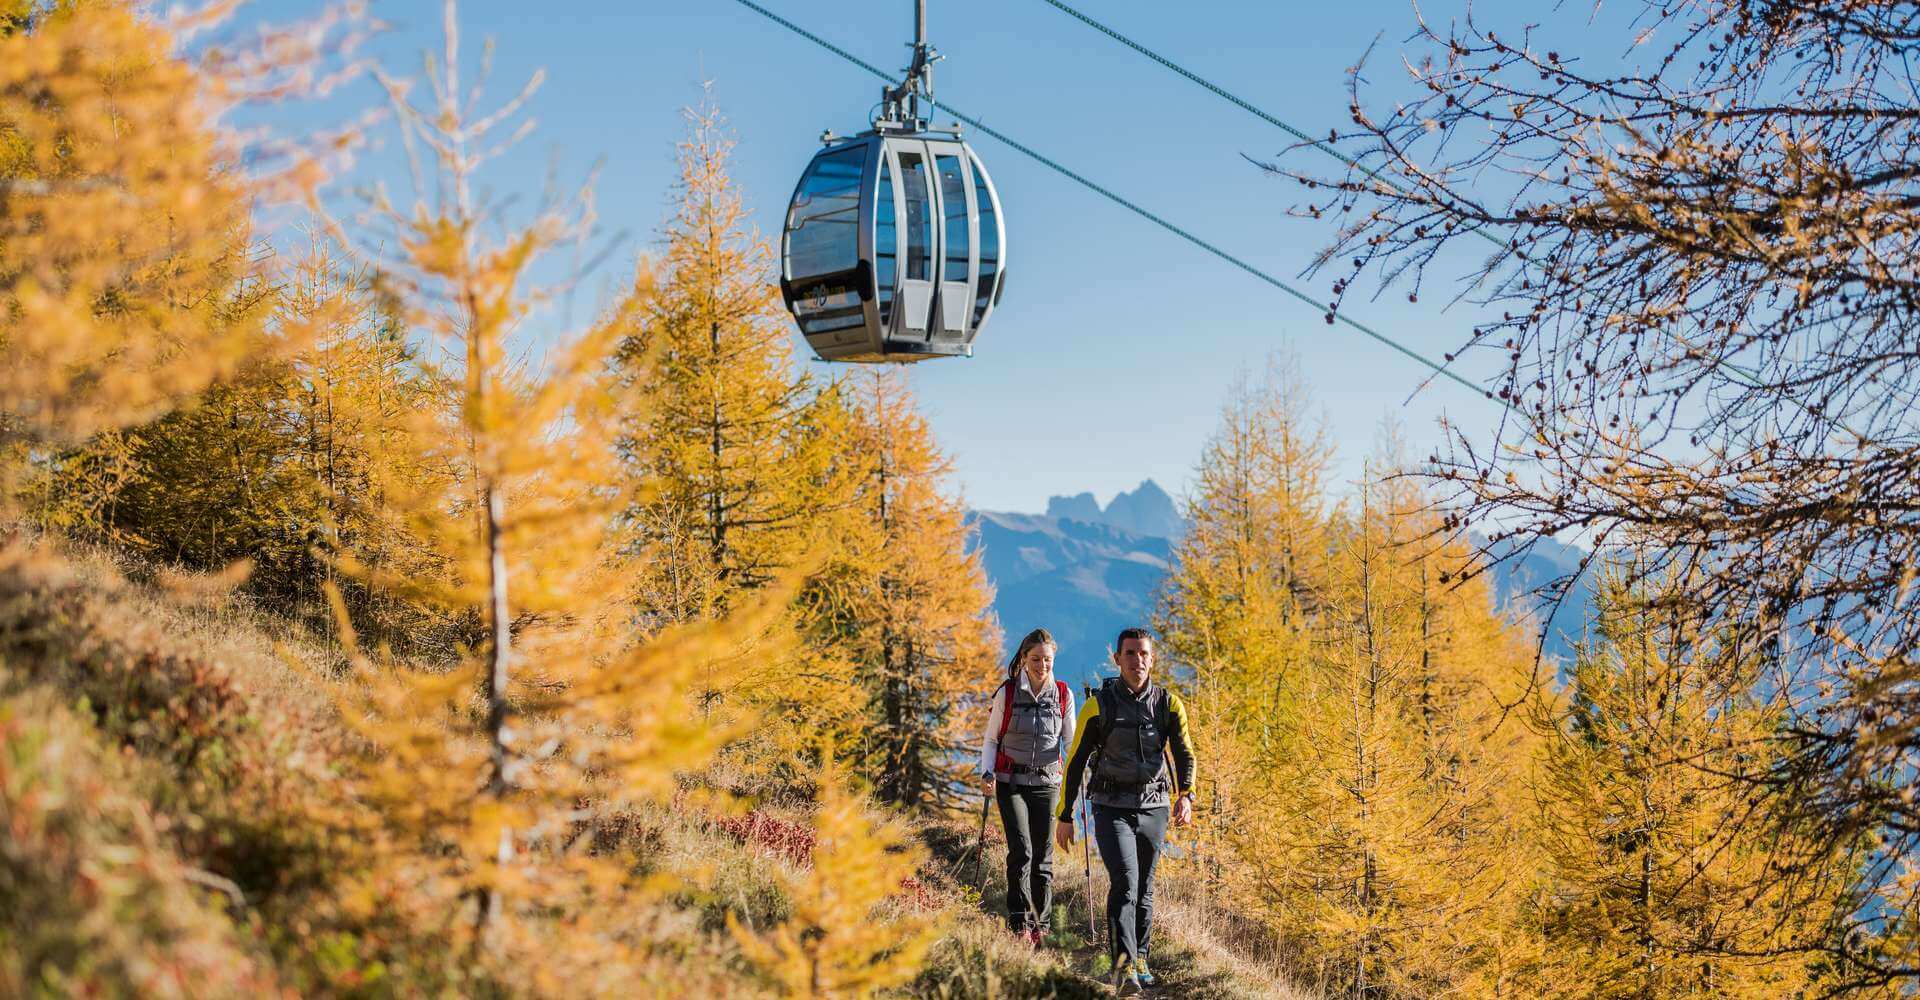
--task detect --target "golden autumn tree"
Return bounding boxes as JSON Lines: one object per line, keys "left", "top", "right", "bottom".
{"left": 1156, "top": 354, "right": 1333, "bottom": 885}
{"left": 1166, "top": 415, "right": 1549, "bottom": 996}
{"left": 609, "top": 98, "right": 873, "bottom": 776}
{"left": 1301, "top": 3, "right": 1920, "bottom": 984}
{"left": 1534, "top": 576, "right": 1854, "bottom": 998}
{"left": 29, "top": 242, "right": 453, "bottom": 645}
{"left": 267, "top": 244, "right": 453, "bottom": 645}
{"left": 730, "top": 756, "right": 943, "bottom": 998}
{"left": 805, "top": 370, "right": 999, "bottom": 807}
{"left": 1268, "top": 458, "right": 1541, "bottom": 998}
{"left": 614, "top": 97, "right": 854, "bottom": 629}
{"left": 319, "top": 16, "right": 784, "bottom": 976}
{"left": 0, "top": 0, "right": 271, "bottom": 456}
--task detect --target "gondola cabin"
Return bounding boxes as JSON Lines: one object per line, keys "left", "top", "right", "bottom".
{"left": 780, "top": 130, "right": 1006, "bottom": 362}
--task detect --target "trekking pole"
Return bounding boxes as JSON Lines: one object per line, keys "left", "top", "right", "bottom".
{"left": 973, "top": 789, "right": 993, "bottom": 894}
{"left": 1082, "top": 682, "right": 1099, "bottom": 948}
{"left": 1082, "top": 793, "right": 1095, "bottom": 944}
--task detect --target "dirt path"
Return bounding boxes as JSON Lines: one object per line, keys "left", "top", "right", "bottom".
{"left": 919, "top": 812, "right": 1285, "bottom": 999}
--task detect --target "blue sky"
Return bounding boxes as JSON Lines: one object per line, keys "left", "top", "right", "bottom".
{"left": 240, "top": 0, "right": 1563, "bottom": 513}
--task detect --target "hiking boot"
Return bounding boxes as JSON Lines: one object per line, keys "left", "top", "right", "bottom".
{"left": 1134, "top": 960, "right": 1156, "bottom": 988}
{"left": 1112, "top": 955, "right": 1141, "bottom": 996}
{"left": 1024, "top": 927, "right": 1044, "bottom": 949}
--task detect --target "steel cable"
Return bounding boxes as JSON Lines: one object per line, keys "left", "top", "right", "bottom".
{"left": 729, "top": 0, "right": 1496, "bottom": 402}
{"left": 1032, "top": 0, "right": 1835, "bottom": 416}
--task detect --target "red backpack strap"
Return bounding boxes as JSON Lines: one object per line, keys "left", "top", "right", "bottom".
{"left": 1056, "top": 680, "right": 1069, "bottom": 723}
{"left": 995, "top": 679, "right": 1016, "bottom": 741}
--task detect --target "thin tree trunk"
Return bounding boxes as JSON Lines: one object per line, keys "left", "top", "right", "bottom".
{"left": 1419, "top": 563, "right": 1435, "bottom": 757}
{"left": 479, "top": 477, "right": 513, "bottom": 935}
{"left": 708, "top": 320, "right": 726, "bottom": 583}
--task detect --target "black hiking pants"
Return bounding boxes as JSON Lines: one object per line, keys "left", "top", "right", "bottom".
{"left": 995, "top": 781, "right": 1059, "bottom": 932}
{"left": 1091, "top": 803, "right": 1168, "bottom": 965}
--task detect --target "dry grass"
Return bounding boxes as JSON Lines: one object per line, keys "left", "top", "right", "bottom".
{"left": 0, "top": 533, "right": 1311, "bottom": 997}
{"left": 908, "top": 811, "right": 1319, "bottom": 1000}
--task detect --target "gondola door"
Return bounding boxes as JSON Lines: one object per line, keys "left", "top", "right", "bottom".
{"left": 884, "top": 140, "right": 938, "bottom": 343}
{"left": 928, "top": 142, "right": 975, "bottom": 343}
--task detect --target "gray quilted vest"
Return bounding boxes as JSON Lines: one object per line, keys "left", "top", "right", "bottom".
{"left": 1088, "top": 677, "right": 1173, "bottom": 810}
{"left": 994, "top": 677, "right": 1067, "bottom": 787}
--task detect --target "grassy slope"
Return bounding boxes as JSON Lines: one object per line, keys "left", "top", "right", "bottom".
{"left": 0, "top": 536, "right": 1308, "bottom": 998}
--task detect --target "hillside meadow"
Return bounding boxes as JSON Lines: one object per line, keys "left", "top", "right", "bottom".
{"left": 6, "top": 0, "right": 1920, "bottom": 997}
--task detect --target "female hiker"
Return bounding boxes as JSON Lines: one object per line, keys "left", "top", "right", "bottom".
{"left": 978, "top": 627, "right": 1074, "bottom": 947}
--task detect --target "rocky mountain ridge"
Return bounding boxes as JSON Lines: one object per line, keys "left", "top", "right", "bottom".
{"left": 972, "top": 481, "right": 1596, "bottom": 688}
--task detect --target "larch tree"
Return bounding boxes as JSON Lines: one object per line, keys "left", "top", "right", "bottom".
{"left": 614, "top": 98, "right": 854, "bottom": 630}
{"left": 0, "top": 0, "right": 270, "bottom": 458}
{"left": 1237, "top": 442, "right": 1542, "bottom": 998}
{"left": 730, "top": 756, "right": 943, "bottom": 998}
{"left": 320, "top": 15, "right": 780, "bottom": 968}
{"left": 271, "top": 245, "right": 455, "bottom": 647}
{"left": 1535, "top": 577, "right": 1857, "bottom": 998}
{"left": 1160, "top": 377, "right": 1548, "bottom": 995}
{"left": 1156, "top": 354, "right": 1332, "bottom": 896}
{"left": 0, "top": 0, "right": 361, "bottom": 464}
{"left": 1295, "top": 2, "right": 1920, "bottom": 982}
{"left": 811, "top": 370, "right": 998, "bottom": 808}
{"left": 610, "top": 98, "right": 883, "bottom": 782}
{"left": 26, "top": 242, "right": 453, "bottom": 649}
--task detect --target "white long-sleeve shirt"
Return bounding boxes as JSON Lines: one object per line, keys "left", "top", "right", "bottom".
{"left": 976, "top": 672, "right": 1074, "bottom": 777}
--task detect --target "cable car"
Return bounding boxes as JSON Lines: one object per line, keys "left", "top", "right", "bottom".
{"left": 779, "top": 4, "right": 1006, "bottom": 362}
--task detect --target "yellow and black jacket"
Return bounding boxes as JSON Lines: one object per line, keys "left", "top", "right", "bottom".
{"left": 1057, "top": 676, "right": 1196, "bottom": 818}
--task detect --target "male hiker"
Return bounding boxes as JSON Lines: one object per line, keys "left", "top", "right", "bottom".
{"left": 1055, "top": 627, "right": 1196, "bottom": 995}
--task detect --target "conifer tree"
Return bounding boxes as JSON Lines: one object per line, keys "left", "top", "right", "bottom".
{"left": 27, "top": 244, "right": 450, "bottom": 647}
{"left": 322, "top": 16, "right": 774, "bottom": 956}
{"left": 1534, "top": 577, "right": 1851, "bottom": 997}
{"left": 730, "top": 757, "right": 943, "bottom": 998}
{"left": 810, "top": 371, "right": 998, "bottom": 807}
{"left": 614, "top": 98, "right": 854, "bottom": 628}
{"left": 1169, "top": 416, "right": 1546, "bottom": 996}
{"left": 0, "top": 0, "right": 272, "bottom": 453}
{"left": 272, "top": 247, "right": 451, "bottom": 644}
{"left": 1157, "top": 355, "right": 1332, "bottom": 885}
{"left": 610, "top": 99, "right": 881, "bottom": 776}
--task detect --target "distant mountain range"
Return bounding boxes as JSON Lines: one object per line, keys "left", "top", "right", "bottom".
{"left": 969, "top": 480, "right": 1597, "bottom": 688}
{"left": 970, "top": 481, "right": 1182, "bottom": 687}
{"left": 1042, "top": 480, "right": 1186, "bottom": 542}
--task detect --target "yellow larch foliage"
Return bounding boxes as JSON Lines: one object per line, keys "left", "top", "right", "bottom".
{"left": 1259, "top": 450, "right": 1545, "bottom": 997}
{"left": 1163, "top": 393, "right": 1550, "bottom": 995}
{"left": 611, "top": 97, "right": 874, "bottom": 771}
{"left": 730, "top": 757, "right": 943, "bottom": 998}
{"left": 0, "top": 0, "right": 270, "bottom": 449}
{"left": 810, "top": 370, "right": 999, "bottom": 808}
{"left": 1534, "top": 576, "right": 1850, "bottom": 998}
{"left": 1156, "top": 355, "right": 1333, "bottom": 890}
{"left": 25, "top": 242, "right": 449, "bottom": 649}
{"left": 319, "top": 13, "right": 786, "bottom": 976}
{"left": 615, "top": 97, "right": 854, "bottom": 624}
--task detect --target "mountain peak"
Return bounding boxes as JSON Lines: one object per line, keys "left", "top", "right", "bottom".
{"left": 1040, "top": 480, "right": 1183, "bottom": 540}
{"left": 1101, "top": 480, "right": 1183, "bottom": 540}
{"left": 1045, "top": 491, "right": 1103, "bottom": 524}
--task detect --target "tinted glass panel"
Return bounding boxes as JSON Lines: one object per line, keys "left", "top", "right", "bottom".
{"left": 898, "top": 151, "right": 933, "bottom": 282}
{"left": 937, "top": 154, "right": 970, "bottom": 282}
{"left": 875, "top": 159, "right": 897, "bottom": 328}
{"left": 971, "top": 153, "right": 1000, "bottom": 326}
{"left": 785, "top": 146, "right": 864, "bottom": 279}
{"left": 793, "top": 276, "right": 866, "bottom": 335}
